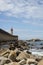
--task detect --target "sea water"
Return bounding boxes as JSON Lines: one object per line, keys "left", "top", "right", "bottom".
{"left": 27, "top": 41, "right": 43, "bottom": 56}
{"left": 29, "top": 49, "right": 43, "bottom": 56}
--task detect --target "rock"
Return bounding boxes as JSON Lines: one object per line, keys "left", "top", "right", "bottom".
{"left": 4, "top": 62, "right": 20, "bottom": 65}
{"left": 26, "top": 58, "right": 37, "bottom": 65}
{"left": 14, "top": 48, "right": 21, "bottom": 56}
{"left": 9, "top": 43, "right": 15, "bottom": 50}
{"left": 8, "top": 50, "right": 17, "bottom": 62}
{"left": 3, "top": 53, "right": 9, "bottom": 58}
{"left": 35, "top": 58, "right": 41, "bottom": 62}
{"left": 24, "top": 50, "right": 31, "bottom": 54}
{"left": 0, "top": 56, "right": 11, "bottom": 65}
{"left": 19, "top": 59, "right": 26, "bottom": 65}
{"left": 34, "top": 56, "right": 42, "bottom": 62}
{"left": 38, "top": 59, "right": 43, "bottom": 65}
{"left": 1, "top": 49, "right": 10, "bottom": 57}
{"left": 16, "top": 51, "right": 30, "bottom": 60}
{"left": 0, "top": 49, "right": 7, "bottom": 55}
{"left": 14, "top": 48, "right": 19, "bottom": 52}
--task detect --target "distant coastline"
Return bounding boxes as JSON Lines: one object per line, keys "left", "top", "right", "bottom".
{"left": 26, "top": 39, "right": 42, "bottom": 42}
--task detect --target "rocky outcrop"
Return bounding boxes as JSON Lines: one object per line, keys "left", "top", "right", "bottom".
{"left": 0, "top": 41, "right": 43, "bottom": 65}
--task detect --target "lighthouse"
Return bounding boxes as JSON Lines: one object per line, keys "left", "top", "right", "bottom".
{"left": 11, "top": 28, "right": 13, "bottom": 35}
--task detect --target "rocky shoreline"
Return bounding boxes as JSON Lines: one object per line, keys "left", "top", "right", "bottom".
{"left": 0, "top": 41, "right": 43, "bottom": 65}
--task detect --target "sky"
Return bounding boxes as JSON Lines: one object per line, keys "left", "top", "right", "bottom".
{"left": 0, "top": 0, "right": 43, "bottom": 40}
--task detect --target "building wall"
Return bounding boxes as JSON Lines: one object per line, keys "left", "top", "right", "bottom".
{"left": 0, "top": 30, "right": 18, "bottom": 42}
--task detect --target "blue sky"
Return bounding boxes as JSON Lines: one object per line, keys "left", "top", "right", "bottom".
{"left": 0, "top": 0, "right": 43, "bottom": 40}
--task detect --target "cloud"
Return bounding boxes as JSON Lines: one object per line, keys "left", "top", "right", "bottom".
{"left": 23, "top": 20, "right": 43, "bottom": 26}
{"left": 0, "top": 0, "right": 13, "bottom": 11}
{"left": 38, "top": 0, "right": 43, "bottom": 5}
{"left": 0, "top": 0, "right": 43, "bottom": 19}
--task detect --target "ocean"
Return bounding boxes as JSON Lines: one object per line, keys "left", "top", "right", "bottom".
{"left": 27, "top": 41, "right": 43, "bottom": 56}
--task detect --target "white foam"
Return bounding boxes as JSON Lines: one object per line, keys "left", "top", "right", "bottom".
{"left": 29, "top": 49, "right": 43, "bottom": 56}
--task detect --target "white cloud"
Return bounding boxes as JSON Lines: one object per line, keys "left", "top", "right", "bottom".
{"left": 0, "top": 0, "right": 43, "bottom": 19}
{"left": 0, "top": 0, "right": 14, "bottom": 11}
